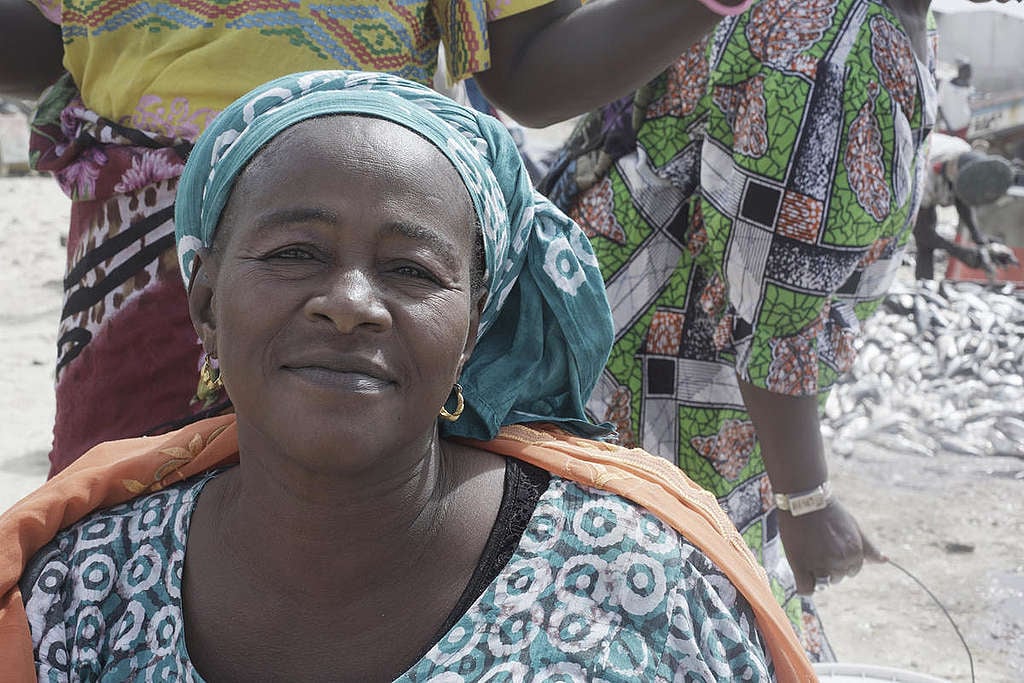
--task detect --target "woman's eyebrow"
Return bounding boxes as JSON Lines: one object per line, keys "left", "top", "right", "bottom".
{"left": 386, "top": 222, "right": 461, "bottom": 272}
{"left": 247, "top": 210, "right": 462, "bottom": 271}
{"left": 252, "top": 206, "right": 340, "bottom": 233}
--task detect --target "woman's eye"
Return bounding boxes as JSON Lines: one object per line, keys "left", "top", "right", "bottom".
{"left": 393, "top": 263, "right": 439, "bottom": 282}
{"left": 267, "top": 247, "right": 314, "bottom": 260}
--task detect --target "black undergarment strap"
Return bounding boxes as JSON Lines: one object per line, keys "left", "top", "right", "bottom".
{"left": 424, "top": 457, "right": 550, "bottom": 651}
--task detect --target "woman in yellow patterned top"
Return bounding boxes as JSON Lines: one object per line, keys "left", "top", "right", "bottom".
{"left": 0, "top": 0, "right": 751, "bottom": 475}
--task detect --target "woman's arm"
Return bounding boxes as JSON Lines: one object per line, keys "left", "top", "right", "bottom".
{"left": 737, "top": 379, "right": 884, "bottom": 595}
{"left": 476, "top": 0, "right": 739, "bottom": 127}
{"left": 0, "top": 0, "right": 64, "bottom": 98}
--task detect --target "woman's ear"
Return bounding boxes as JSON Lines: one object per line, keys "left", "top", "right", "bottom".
{"left": 187, "top": 249, "right": 219, "bottom": 356}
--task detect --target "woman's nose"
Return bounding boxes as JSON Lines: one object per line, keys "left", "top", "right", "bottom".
{"left": 303, "top": 268, "right": 391, "bottom": 333}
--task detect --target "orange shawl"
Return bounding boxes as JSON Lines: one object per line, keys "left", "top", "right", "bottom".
{"left": 0, "top": 416, "right": 814, "bottom": 681}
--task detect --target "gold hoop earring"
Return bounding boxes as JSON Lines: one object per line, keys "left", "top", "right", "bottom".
{"left": 194, "top": 355, "right": 224, "bottom": 407}
{"left": 439, "top": 383, "right": 464, "bottom": 422}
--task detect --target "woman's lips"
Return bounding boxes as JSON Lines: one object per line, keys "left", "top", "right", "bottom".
{"left": 282, "top": 354, "right": 396, "bottom": 391}
{"left": 284, "top": 365, "right": 395, "bottom": 392}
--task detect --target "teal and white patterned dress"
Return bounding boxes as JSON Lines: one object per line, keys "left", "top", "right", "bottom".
{"left": 22, "top": 467, "right": 774, "bottom": 681}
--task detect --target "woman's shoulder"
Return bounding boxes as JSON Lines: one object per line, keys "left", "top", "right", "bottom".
{"left": 487, "top": 424, "right": 737, "bottom": 565}
{"left": 545, "top": 475, "right": 737, "bottom": 578}
{"left": 19, "top": 471, "right": 218, "bottom": 677}
{"left": 23, "top": 472, "right": 211, "bottom": 580}
{"left": 460, "top": 475, "right": 773, "bottom": 677}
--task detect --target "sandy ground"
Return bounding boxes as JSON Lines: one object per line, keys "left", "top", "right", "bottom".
{"left": 1, "top": 169, "right": 1022, "bottom": 681}
{"left": 0, "top": 177, "right": 65, "bottom": 505}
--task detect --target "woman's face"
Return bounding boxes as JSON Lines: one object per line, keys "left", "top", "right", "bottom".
{"left": 190, "top": 116, "right": 483, "bottom": 469}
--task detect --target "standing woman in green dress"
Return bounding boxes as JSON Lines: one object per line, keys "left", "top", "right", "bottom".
{"left": 542, "top": 0, "right": 946, "bottom": 657}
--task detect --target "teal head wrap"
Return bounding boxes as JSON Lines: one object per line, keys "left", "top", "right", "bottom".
{"left": 175, "top": 70, "right": 613, "bottom": 440}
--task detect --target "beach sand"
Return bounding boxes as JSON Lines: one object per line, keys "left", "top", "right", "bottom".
{"left": 1, "top": 173, "right": 1021, "bottom": 682}
{"left": 0, "top": 176, "right": 65, "bottom": 506}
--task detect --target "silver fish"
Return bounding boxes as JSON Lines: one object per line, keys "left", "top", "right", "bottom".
{"left": 825, "top": 278, "right": 1024, "bottom": 461}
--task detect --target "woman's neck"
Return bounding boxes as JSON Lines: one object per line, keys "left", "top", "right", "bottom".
{"left": 209, "top": 426, "right": 456, "bottom": 596}
{"left": 183, "top": 430, "right": 508, "bottom": 681}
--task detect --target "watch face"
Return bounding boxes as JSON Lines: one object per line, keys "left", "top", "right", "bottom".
{"left": 789, "top": 492, "right": 827, "bottom": 516}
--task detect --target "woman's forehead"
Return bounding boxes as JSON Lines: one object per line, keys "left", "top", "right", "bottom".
{"left": 254, "top": 115, "right": 449, "bottom": 166}
{"left": 238, "top": 117, "right": 468, "bottom": 200}
{"left": 221, "top": 116, "right": 477, "bottom": 241}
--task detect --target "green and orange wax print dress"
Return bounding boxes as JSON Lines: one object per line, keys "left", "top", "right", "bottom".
{"left": 540, "top": 0, "right": 937, "bottom": 658}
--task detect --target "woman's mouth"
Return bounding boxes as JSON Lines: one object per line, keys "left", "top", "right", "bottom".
{"left": 283, "top": 358, "right": 396, "bottom": 392}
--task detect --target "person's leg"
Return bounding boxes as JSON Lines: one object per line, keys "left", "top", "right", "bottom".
{"left": 913, "top": 206, "right": 939, "bottom": 279}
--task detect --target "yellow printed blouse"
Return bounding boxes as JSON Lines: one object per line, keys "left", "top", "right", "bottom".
{"left": 30, "top": 0, "right": 549, "bottom": 138}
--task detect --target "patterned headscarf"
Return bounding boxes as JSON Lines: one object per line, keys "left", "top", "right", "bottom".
{"left": 175, "top": 71, "right": 613, "bottom": 440}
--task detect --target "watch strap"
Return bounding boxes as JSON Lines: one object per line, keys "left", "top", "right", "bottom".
{"left": 774, "top": 481, "right": 833, "bottom": 517}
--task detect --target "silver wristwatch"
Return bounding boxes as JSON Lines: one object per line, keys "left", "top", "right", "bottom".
{"left": 774, "top": 481, "right": 833, "bottom": 517}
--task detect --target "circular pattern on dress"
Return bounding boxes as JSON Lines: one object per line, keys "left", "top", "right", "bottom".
{"left": 571, "top": 497, "right": 627, "bottom": 548}
{"left": 554, "top": 554, "right": 610, "bottom": 607}
{"left": 128, "top": 491, "right": 173, "bottom": 543}
{"left": 119, "top": 544, "right": 163, "bottom": 594}
{"left": 74, "top": 605, "right": 106, "bottom": 657}
{"left": 637, "top": 515, "right": 677, "bottom": 555}
{"left": 35, "top": 561, "right": 69, "bottom": 596}
{"left": 109, "top": 589, "right": 148, "bottom": 653}
{"left": 425, "top": 622, "right": 485, "bottom": 671}
{"left": 534, "top": 661, "right": 589, "bottom": 681}
{"left": 78, "top": 554, "right": 117, "bottom": 603}
{"left": 609, "top": 552, "right": 668, "bottom": 617}
{"left": 146, "top": 604, "right": 182, "bottom": 657}
{"left": 77, "top": 516, "right": 123, "bottom": 550}
{"left": 147, "top": 652, "right": 185, "bottom": 682}
{"left": 518, "top": 499, "right": 565, "bottom": 554}
{"left": 604, "top": 628, "right": 654, "bottom": 675}
{"left": 485, "top": 605, "right": 543, "bottom": 658}
{"left": 546, "top": 603, "right": 619, "bottom": 654}
{"left": 493, "top": 557, "right": 551, "bottom": 610}
{"left": 38, "top": 621, "right": 69, "bottom": 671}
{"left": 442, "top": 637, "right": 490, "bottom": 680}
{"left": 165, "top": 547, "right": 184, "bottom": 601}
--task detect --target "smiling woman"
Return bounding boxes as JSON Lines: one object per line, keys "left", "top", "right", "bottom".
{"left": 0, "top": 71, "right": 814, "bottom": 681}
{"left": 192, "top": 116, "right": 484, "bottom": 472}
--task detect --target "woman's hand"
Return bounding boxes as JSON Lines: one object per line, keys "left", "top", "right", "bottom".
{"left": 982, "top": 242, "right": 1020, "bottom": 270}
{"left": 735, "top": 378, "right": 886, "bottom": 594}
{"left": 777, "top": 499, "right": 886, "bottom": 595}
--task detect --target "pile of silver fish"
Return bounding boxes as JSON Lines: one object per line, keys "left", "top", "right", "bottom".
{"left": 823, "top": 279, "right": 1024, "bottom": 459}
